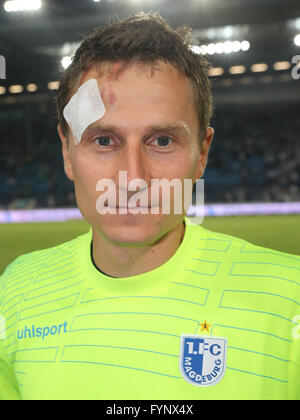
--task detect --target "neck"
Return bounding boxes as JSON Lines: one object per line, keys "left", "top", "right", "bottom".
{"left": 91, "top": 219, "right": 186, "bottom": 278}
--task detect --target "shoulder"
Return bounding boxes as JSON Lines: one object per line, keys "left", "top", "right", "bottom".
{"left": 0, "top": 231, "right": 89, "bottom": 302}
{"left": 191, "top": 224, "right": 300, "bottom": 293}
{"left": 191, "top": 220, "right": 300, "bottom": 262}
{"left": 206, "top": 225, "right": 300, "bottom": 268}
{"left": 197, "top": 224, "right": 300, "bottom": 266}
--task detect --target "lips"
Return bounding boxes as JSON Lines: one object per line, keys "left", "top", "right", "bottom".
{"left": 115, "top": 205, "right": 158, "bottom": 208}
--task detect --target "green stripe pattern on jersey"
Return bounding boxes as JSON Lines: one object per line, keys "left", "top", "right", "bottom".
{"left": 0, "top": 216, "right": 299, "bottom": 400}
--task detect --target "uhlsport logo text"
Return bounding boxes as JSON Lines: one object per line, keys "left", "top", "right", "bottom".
{"left": 17, "top": 321, "right": 68, "bottom": 341}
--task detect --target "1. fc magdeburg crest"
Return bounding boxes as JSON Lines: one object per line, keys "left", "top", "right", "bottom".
{"left": 179, "top": 334, "right": 227, "bottom": 387}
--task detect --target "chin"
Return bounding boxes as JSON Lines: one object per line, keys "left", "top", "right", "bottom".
{"left": 96, "top": 213, "right": 163, "bottom": 243}
{"left": 105, "top": 224, "right": 159, "bottom": 245}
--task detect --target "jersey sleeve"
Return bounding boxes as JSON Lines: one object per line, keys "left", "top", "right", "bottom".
{"left": 289, "top": 321, "right": 300, "bottom": 400}
{"left": 0, "top": 340, "right": 21, "bottom": 400}
{"left": 0, "top": 263, "right": 22, "bottom": 400}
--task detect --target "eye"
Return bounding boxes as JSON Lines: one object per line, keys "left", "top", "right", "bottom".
{"left": 152, "top": 136, "right": 173, "bottom": 147}
{"left": 93, "top": 136, "right": 114, "bottom": 146}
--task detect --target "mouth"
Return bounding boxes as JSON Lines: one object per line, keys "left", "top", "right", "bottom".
{"left": 115, "top": 205, "right": 158, "bottom": 209}
{"left": 105, "top": 204, "right": 160, "bottom": 210}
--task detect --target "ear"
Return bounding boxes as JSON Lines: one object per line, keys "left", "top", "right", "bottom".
{"left": 194, "top": 126, "right": 214, "bottom": 180}
{"left": 57, "top": 124, "right": 74, "bottom": 181}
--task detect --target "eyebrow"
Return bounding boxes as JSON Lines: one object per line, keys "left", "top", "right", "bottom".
{"left": 87, "top": 122, "right": 192, "bottom": 138}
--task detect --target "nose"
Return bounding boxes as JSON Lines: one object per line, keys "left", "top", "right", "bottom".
{"left": 119, "top": 140, "right": 148, "bottom": 190}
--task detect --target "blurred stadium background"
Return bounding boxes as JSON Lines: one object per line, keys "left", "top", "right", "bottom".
{"left": 0, "top": 0, "right": 300, "bottom": 273}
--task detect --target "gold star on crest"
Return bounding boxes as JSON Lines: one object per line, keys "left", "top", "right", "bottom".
{"left": 200, "top": 320, "right": 211, "bottom": 333}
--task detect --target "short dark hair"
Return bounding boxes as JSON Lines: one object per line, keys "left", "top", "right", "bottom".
{"left": 56, "top": 11, "right": 213, "bottom": 146}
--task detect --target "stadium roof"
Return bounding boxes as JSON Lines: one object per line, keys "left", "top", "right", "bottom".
{"left": 0, "top": 0, "right": 299, "bottom": 104}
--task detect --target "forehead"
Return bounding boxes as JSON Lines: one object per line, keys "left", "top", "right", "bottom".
{"left": 78, "top": 60, "right": 192, "bottom": 93}
{"left": 78, "top": 61, "right": 126, "bottom": 86}
{"left": 71, "top": 60, "right": 199, "bottom": 136}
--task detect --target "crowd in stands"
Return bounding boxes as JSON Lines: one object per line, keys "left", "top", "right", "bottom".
{"left": 205, "top": 102, "right": 300, "bottom": 203}
{"left": 0, "top": 100, "right": 299, "bottom": 210}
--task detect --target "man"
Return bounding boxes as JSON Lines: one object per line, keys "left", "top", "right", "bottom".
{"left": 0, "top": 12, "right": 299, "bottom": 400}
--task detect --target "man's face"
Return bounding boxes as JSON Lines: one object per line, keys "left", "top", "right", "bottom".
{"left": 58, "top": 60, "right": 214, "bottom": 245}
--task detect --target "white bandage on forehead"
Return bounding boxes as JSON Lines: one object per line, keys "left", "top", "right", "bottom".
{"left": 63, "top": 78, "right": 106, "bottom": 145}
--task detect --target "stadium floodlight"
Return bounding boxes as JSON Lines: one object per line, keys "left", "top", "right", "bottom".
{"left": 0, "top": 87, "right": 6, "bottom": 95}
{"left": 273, "top": 61, "right": 291, "bottom": 71}
{"left": 222, "top": 25, "right": 234, "bottom": 39}
{"left": 48, "top": 81, "right": 59, "bottom": 90}
{"left": 241, "top": 40, "right": 250, "bottom": 51}
{"left": 207, "top": 43, "right": 217, "bottom": 55}
{"left": 294, "top": 18, "right": 300, "bottom": 30}
{"left": 232, "top": 41, "right": 241, "bottom": 53}
{"left": 61, "top": 56, "right": 72, "bottom": 70}
{"left": 209, "top": 67, "right": 224, "bottom": 77}
{"left": 190, "top": 45, "right": 202, "bottom": 55}
{"left": 26, "top": 83, "right": 38, "bottom": 92}
{"left": 294, "top": 34, "right": 300, "bottom": 46}
{"left": 4, "top": 0, "right": 41, "bottom": 12}
{"left": 61, "top": 42, "right": 80, "bottom": 57}
{"left": 192, "top": 40, "right": 250, "bottom": 56}
{"left": 200, "top": 45, "right": 208, "bottom": 55}
{"left": 287, "top": 17, "right": 300, "bottom": 31}
{"left": 206, "top": 28, "right": 217, "bottom": 40}
{"left": 9, "top": 84, "right": 23, "bottom": 93}
{"left": 215, "top": 43, "right": 225, "bottom": 54}
{"left": 223, "top": 41, "right": 234, "bottom": 54}
{"left": 229, "top": 65, "right": 246, "bottom": 75}
{"left": 251, "top": 63, "right": 268, "bottom": 73}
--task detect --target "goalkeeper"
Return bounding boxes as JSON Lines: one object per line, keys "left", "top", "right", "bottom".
{"left": 0, "top": 11, "right": 299, "bottom": 400}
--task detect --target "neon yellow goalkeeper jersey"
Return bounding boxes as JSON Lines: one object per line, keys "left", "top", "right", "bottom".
{"left": 0, "top": 216, "right": 300, "bottom": 400}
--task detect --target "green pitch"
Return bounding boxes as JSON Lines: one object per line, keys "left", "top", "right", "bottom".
{"left": 0, "top": 215, "right": 299, "bottom": 275}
